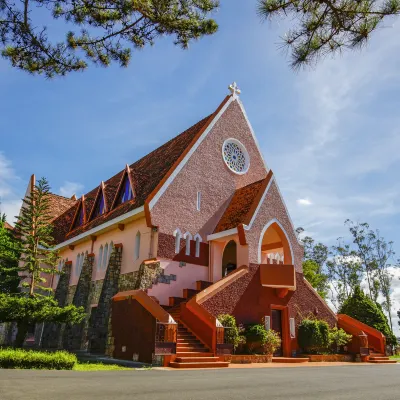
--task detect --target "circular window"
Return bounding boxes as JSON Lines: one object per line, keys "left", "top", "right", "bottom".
{"left": 222, "top": 139, "right": 250, "bottom": 175}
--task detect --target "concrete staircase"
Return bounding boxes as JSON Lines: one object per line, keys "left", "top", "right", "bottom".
{"left": 166, "top": 282, "right": 229, "bottom": 369}
{"left": 368, "top": 352, "right": 397, "bottom": 364}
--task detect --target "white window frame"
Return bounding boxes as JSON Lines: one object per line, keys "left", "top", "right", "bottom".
{"left": 290, "top": 318, "right": 296, "bottom": 338}
{"left": 194, "top": 234, "right": 202, "bottom": 257}
{"left": 135, "top": 232, "right": 141, "bottom": 260}
{"left": 265, "top": 316, "right": 271, "bottom": 331}
{"left": 98, "top": 245, "right": 103, "bottom": 271}
{"left": 103, "top": 243, "right": 109, "bottom": 270}
{"left": 173, "top": 228, "right": 182, "bottom": 254}
{"left": 184, "top": 232, "right": 192, "bottom": 256}
{"left": 196, "top": 191, "right": 201, "bottom": 211}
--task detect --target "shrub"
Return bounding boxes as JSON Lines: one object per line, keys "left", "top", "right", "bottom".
{"left": 298, "top": 319, "right": 330, "bottom": 354}
{"left": 244, "top": 324, "right": 268, "bottom": 354}
{"left": 329, "top": 327, "right": 352, "bottom": 351}
{"left": 263, "top": 330, "right": 282, "bottom": 355}
{"left": 339, "top": 286, "right": 397, "bottom": 347}
{"left": 218, "top": 314, "right": 245, "bottom": 351}
{"left": 0, "top": 348, "right": 77, "bottom": 370}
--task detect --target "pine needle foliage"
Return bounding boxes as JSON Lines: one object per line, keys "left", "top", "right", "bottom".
{"left": 258, "top": 0, "right": 400, "bottom": 69}
{"left": 0, "top": 0, "right": 219, "bottom": 78}
{"left": 14, "top": 177, "right": 59, "bottom": 296}
{"left": 0, "top": 214, "right": 21, "bottom": 294}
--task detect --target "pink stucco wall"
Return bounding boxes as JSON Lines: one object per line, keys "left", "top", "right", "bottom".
{"left": 151, "top": 98, "right": 268, "bottom": 239}
{"left": 245, "top": 180, "right": 304, "bottom": 273}
{"left": 147, "top": 259, "right": 209, "bottom": 306}
{"left": 57, "top": 217, "right": 152, "bottom": 286}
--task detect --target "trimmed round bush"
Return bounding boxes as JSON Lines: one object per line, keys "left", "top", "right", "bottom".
{"left": 244, "top": 324, "right": 268, "bottom": 354}
{"left": 0, "top": 348, "right": 77, "bottom": 370}
{"left": 298, "top": 319, "right": 330, "bottom": 354}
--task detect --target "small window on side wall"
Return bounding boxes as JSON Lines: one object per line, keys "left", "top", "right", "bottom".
{"left": 290, "top": 318, "right": 296, "bottom": 338}
{"left": 174, "top": 229, "right": 182, "bottom": 254}
{"left": 98, "top": 246, "right": 104, "bottom": 271}
{"left": 194, "top": 234, "right": 202, "bottom": 257}
{"left": 196, "top": 192, "right": 201, "bottom": 211}
{"left": 135, "top": 232, "right": 141, "bottom": 260}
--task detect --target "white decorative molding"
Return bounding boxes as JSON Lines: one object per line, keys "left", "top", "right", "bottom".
{"left": 207, "top": 228, "right": 238, "bottom": 242}
{"left": 257, "top": 218, "right": 294, "bottom": 265}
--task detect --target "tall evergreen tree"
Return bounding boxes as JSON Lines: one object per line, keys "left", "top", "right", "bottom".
{"left": 15, "top": 178, "right": 58, "bottom": 296}
{"left": 0, "top": 214, "right": 21, "bottom": 294}
{"left": 258, "top": 0, "right": 400, "bottom": 68}
{"left": 0, "top": 0, "right": 219, "bottom": 77}
{"left": 0, "top": 177, "right": 85, "bottom": 347}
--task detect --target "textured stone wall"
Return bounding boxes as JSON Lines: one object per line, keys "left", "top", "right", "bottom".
{"left": 118, "top": 271, "right": 139, "bottom": 292}
{"left": 62, "top": 253, "right": 95, "bottom": 350}
{"left": 135, "top": 260, "right": 163, "bottom": 290}
{"left": 89, "top": 245, "right": 123, "bottom": 354}
{"left": 41, "top": 262, "right": 72, "bottom": 349}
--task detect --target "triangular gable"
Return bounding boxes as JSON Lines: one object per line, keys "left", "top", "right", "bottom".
{"left": 145, "top": 94, "right": 269, "bottom": 226}
{"left": 70, "top": 196, "right": 86, "bottom": 231}
{"left": 110, "top": 165, "right": 135, "bottom": 210}
{"left": 88, "top": 182, "right": 108, "bottom": 221}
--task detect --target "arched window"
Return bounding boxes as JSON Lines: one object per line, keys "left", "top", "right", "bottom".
{"left": 135, "top": 232, "right": 141, "bottom": 260}
{"left": 194, "top": 234, "right": 202, "bottom": 257}
{"left": 173, "top": 228, "right": 182, "bottom": 254}
{"left": 103, "top": 243, "right": 109, "bottom": 270}
{"left": 98, "top": 245, "right": 103, "bottom": 271}
{"left": 76, "top": 254, "right": 81, "bottom": 276}
{"left": 107, "top": 242, "right": 113, "bottom": 266}
{"left": 184, "top": 232, "right": 192, "bottom": 256}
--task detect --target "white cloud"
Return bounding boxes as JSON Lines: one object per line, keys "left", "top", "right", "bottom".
{"left": 59, "top": 181, "right": 84, "bottom": 198}
{"left": 297, "top": 198, "right": 313, "bottom": 206}
{"left": 0, "top": 152, "right": 21, "bottom": 224}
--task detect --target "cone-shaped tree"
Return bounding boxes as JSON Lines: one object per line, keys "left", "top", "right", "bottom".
{"left": 339, "top": 286, "right": 397, "bottom": 346}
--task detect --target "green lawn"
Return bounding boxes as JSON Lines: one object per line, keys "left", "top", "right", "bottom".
{"left": 73, "top": 363, "right": 137, "bottom": 371}
{"left": 390, "top": 355, "right": 400, "bottom": 360}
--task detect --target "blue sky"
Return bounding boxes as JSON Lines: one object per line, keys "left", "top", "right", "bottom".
{"left": 0, "top": 3, "right": 399, "bottom": 332}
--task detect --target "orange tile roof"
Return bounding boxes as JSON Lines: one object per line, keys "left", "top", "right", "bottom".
{"left": 47, "top": 193, "right": 77, "bottom": 221}
{"left": 4, "top": 221, "right": 14, "bottom": 231}
{"left": 51, "top": 113, "right": 216, "bottom": 244}
{"left": 213, "top": 171, "right": 274, "bottom": 233}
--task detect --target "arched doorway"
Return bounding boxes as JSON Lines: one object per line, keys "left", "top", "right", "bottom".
{"left": 222, "top": 240, "right": 237, "bottom": 277}
{"left": 258, "top": 220, "right": 293, "bottom": 265}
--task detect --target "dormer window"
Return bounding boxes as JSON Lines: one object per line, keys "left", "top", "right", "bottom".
{"left": 118, "top": 175, "right": 134, "bottom": 205}
{"left": 92, "top": 191, "right": 105, "bottom": 219}
{"left": 71, "top": 202, "right": 85, "bottom": 230}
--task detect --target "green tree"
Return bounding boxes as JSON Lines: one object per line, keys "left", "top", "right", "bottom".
{"left": 257, "top": 0, "right": 400, "bottom": 69}
{"left": 298, "top": 232, "right": 329, "bottom": 299}
{"left": 339, "top": 286, "right": 397, "bottom": 347}
{"left": 326, "top": 240, "right": 363, "bottom": 310}
{"left": 0, "top": 0, "right": 218, "bottom": 78}
{"left": 15, "top": 177, "right": 59, "bottom": 296}
{"left": 303, "top": 260, "right": 329, "bottom": 299}
{"left": 0, "top": 214, "right": 21, "bottom": 294}
{"left": 1, "top": 177, "right": 85, "bottom": 347}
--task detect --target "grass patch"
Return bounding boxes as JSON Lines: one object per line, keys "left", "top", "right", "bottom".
{"left": 0, "top": 348, "right": 77, "bottom": 370}
{"left": 390, "top": 355, "right": 400, "bottom": 360}
{"left": 74, "top": 362, "right": 133, "bottom": 371}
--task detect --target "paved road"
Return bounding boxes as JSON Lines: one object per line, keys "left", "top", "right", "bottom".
{"left": 0, "top": 365, "right": 399, "bottom": 400}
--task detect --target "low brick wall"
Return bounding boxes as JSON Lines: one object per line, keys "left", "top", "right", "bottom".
{"left": 221, "top": 355, "right": 273, "bottom": 364}
{"left": 307, "top": 354, "right": 354, "bottom": 362}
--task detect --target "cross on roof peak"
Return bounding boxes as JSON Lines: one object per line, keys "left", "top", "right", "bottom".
{"left": 229, "top": 82, "right": 241, "bottom": 98}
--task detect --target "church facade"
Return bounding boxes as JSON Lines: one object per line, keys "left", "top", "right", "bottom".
{"left": 23, "top": 84, "right": 341, "bottom": 367}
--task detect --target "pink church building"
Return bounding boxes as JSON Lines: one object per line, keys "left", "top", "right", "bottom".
{"left": 20, "top": 84, "right": 385, "bottom": 368}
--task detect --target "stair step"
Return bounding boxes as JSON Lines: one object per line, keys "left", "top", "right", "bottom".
{"left": 368, "top": 360, "right": 397, "bottom": 364}
{"left": 177, "top": 346, "right": 206, "bottom": 351}
{"left": 176, "top": 349, "right": 210, "bottom": 354}
{"left": 183, "top": 288, "right": 199, "bottom": 299}
{"left": 370, "top": 356, "right": 390, "bottom": 361}
{"left": 170, "top": 361, "right": 229, "bottom": 369}
{"left": 169, "top": 297, "right": 186, "bottom": 307}
{"left": 196, "top": 280, "right": 213, "bottom": 291}
{"left": 176, "top": 352, "right": 213, "bottom": 357}
{"left": 177, "top": 339, "right": 200, "bottom": 343}
{"left": 175, "top": 357, "right": 220, "bottom": 363}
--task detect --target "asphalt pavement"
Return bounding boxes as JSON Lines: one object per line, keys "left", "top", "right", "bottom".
{"left": 0, "top": 364, "right": 399, "bottom": 400}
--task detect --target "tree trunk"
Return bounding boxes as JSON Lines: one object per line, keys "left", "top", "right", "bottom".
{"left": 15, "top": 320, "right": 29, "bottom": 348}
